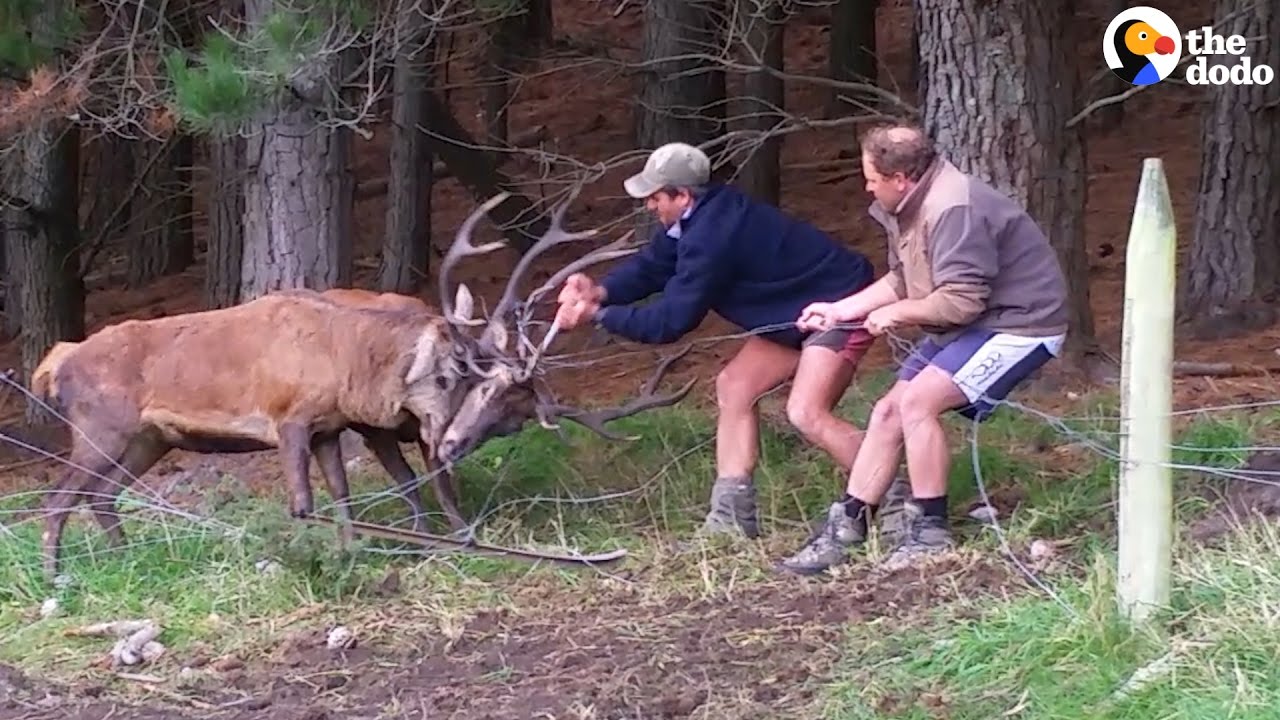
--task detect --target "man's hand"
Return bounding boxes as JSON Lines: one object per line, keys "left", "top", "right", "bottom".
{"left": 796, "top": 302, "right": 839, "bottom": 332}
{"left": 555, "top": 297, "right": 600, "bottom": 330}
{"left": 556, "top": 273, "right": 606, "bottom": 331}
{"left": 863, "top": 304, "right": 904, "bottom": 336}
{"left": 558, "top": 273, "right": 603, "bottom": 306}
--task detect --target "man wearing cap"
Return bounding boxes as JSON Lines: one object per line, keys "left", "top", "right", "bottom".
{"left": 553, "top": 141, "right": 906, "bottom": 541}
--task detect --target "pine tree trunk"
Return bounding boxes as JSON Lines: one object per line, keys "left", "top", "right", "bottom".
{"left": 635, "top": 0, "right": 727, "bottom": 149}
{"left": 524, "top": 0, "right": 553, "bottom": 49}
{"left": 1, "top": 121, "right": 86, "bottom": 423}
{"left": 379, "top": 8, "right": 434, "bottom": 294}
{"left": 128, "top": 135, "right": 195, "bottom": 287}
{"left": 1178, "top": 0, "right": 1280, "bottom": 330}
{"left": 205, "top": 134, "right": 245, "bottom": 308}
{"left": 239, "top": 0, "right": 352, "bottom": 299}
{"left": 827, "top": 0, "right": 878, "bottom": 117}
{"left": 731, "top": 0, "right": 785, "bottom": 204}
{"left": 915, "top": 0, "right": 1097, "bottom": 366}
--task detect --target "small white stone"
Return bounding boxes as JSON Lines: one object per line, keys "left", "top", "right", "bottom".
{"left": 1030, "top": 539, "right": 1057, "bottom": 561}
{"left": 39, "top": 598, "right": 60, "bottom": 619}
{"left": 52, "top": 574, "right": 73, "bottom": 590}
{"left": 968, "top": 505, "right": 999, "bottom": 524}
{"left": 326, "top": 625, "right": 355, "bottom": 650}
{"left": 255, "top": 559, "right": 283, "bottom": 575}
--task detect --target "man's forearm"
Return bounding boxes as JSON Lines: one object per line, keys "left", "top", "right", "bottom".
{"left": 836, "top": 275, "right": 902, "bottom": 319}
{"left": 886, "top": 284, "right": 987, "bottom": 328}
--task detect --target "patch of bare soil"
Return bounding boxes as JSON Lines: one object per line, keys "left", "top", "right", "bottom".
{"left": 0, "top": 555, "right": 1015, "bottom": 720}
{"left": 1188, "top": 450, "right": 1280, "bottom": 545}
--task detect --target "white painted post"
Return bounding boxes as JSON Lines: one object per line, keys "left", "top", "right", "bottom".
{"left": 1117, "top": 158, "right": 1176, "bottom": 623}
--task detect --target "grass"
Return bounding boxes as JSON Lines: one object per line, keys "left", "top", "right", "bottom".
{"left": 0, "top": 369, "right": 1278, "bottom": 717}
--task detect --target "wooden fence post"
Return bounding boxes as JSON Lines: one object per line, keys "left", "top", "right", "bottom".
{"left": 1117, "top": 157, "right": 1176, "bottom": 623}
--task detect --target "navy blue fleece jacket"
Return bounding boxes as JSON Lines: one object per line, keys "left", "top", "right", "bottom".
{"left": 595, "top": 183, "right": 876, "bottom": 347}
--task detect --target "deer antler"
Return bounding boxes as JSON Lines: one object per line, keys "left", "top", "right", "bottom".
{"left": 438, "top": 192, "right": 511, "bottom": 329}
{"left": 479, "top": 181, "right": 603, "bottom": 353}
{"left": 535, "top": 344, "right": 697, "bottom": 441}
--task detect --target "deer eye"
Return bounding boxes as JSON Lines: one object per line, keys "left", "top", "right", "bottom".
{"left": 435, "top": 375, "right": 451, "bottom": 390}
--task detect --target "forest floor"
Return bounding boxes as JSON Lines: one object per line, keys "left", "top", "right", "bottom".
{"left": 4, "top": 0, "right": 1280, "bottom": 717}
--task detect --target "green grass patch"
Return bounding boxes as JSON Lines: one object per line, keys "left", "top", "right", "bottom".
{"left": 0, "top": 381, "right": 1275, "bottom": 706}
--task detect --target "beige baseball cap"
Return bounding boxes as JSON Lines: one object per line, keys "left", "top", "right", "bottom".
{"left": 623, "top": 142, "right": 711, "bottom": 199}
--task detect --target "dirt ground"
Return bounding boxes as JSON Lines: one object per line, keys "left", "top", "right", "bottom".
{"left": 0, "top": 554, "right": 1015, "bottom": 720}
{"left": 2, "top": 0, "right": 1279, "bottom": 715}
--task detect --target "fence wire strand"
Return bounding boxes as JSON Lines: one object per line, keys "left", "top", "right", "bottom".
{"left": 0, "top": 319, "right": 1275, "bottom": 610}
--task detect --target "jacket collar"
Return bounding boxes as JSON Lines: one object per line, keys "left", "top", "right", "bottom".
{"left": 867, "top": 156, "right": 948, "bottom": 230}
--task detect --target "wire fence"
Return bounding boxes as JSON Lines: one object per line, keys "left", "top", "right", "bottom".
{"left": 0, "top": 319, "right": 1275, "bottom": 611}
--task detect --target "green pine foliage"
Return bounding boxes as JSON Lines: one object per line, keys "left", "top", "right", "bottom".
{"left": 162, "top": 0, "right": 374, "bottom": 133}
{"left": 0, "top": 0, "right": 83, "bottom": 75}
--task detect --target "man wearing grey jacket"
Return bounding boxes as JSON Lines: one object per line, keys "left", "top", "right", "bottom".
{"left": 778, "top": 122, "right": 1070, "bottom": 575}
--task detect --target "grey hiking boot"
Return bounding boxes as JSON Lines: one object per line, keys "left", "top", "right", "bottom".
{"left": 882, "top": 503, "right": 956, "bottom": 570}
{"left": 700, "top": 478, "right": 760, "bottom": 539}
{"left": 777, "top": 501, "right": 868, "bottom": 576}
{"left": 876, "top": 474, "right": 912, "bottom": 546}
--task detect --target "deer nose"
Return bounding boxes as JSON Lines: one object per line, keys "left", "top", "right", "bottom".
{"left": 438, "top": 438, "right": 459, "bottom": 462}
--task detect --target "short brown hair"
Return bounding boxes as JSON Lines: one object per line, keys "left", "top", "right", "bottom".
{"left": 859, "top": 122, "right": 937, "bottom": 181}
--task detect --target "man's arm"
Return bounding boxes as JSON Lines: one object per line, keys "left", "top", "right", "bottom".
{"left": 595, "top": 223, "right": 735, "bottom": 345}
{"left": 596, "top": 229, "right": 678, "bottom": 307}
{"left": 832, "top": 274, "right": 902, "bottom": 320}
{"left": 887, "top": 205, "right": 996, "bottom": 327}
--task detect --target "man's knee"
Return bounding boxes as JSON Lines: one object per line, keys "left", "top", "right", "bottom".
{"left": 784, "top": 395, "right": 825, "bottom": 437}
{"left": 716, "top": 364, "right": 762, "bottom": 412}
{"left": 898, "top": 370, "right": 962, "bottom": 427}
{"left": 867, "top": 393, "right": 903, "bottom": 431}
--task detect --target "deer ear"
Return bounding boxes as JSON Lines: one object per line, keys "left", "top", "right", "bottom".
{"left": 453, "top": 284, "right": 475, "bottom": 323}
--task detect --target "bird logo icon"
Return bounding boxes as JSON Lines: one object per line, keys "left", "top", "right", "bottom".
{"left": 1103, "top": 7, "right": 1182, "bottom": 86}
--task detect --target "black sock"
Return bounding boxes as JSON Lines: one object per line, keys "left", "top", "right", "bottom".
{"left": 840, "top": 494, "right": 877, "bottom": 533}
{"left": 915, "top": 494, "right": 948, "bottom": 520}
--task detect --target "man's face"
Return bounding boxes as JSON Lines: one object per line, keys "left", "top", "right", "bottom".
{"left": 645, "top": 188, "right": 692, "bottom": 227}
{"left": 861, "top": 153, "right": 912, "bottom": 212}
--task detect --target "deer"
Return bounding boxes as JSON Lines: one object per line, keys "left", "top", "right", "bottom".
{"left": 426, "top": 189, "right": 700, "bottom": 472}
{"left": 312, "top": 287, "right": 467, "bottom": 533}
{"left": 28, "top": 186, "right": 688, "bottom": 579}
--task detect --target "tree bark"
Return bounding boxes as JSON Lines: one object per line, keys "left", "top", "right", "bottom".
{"left": 128, "top": 135, "right": 195, "bottom": 287}
{"left": 827, "top": 0, "right": 878, "bottom": 116}
{"left": 205, "top": 134, "right": 245, "bottom": 308}
{"left": 1, "top": 121, "right": 85, "bottom": 423}
{"left": 915, "top": 0, "right": 1097, "bottom": 366}
{"left": 481, "top": 9, "right": 518, "bottom": 146}
{"left": 239, "top": 0, "right": 352, "bottom": 299}
{"left": 524, "top": 0, "right": 553, "bottom": 49}
{"left": 635, "top": 0, "right": 727, "bottom": 149}
{"left": 379, "top": 6, "right": 434, "bottom": 294}
{"left": 1178, "top": 0, "right": 1280, "bottom": 331}
{"left": 918, "top": 0, "right": 1094, "bottom": 346}
{"left": 731, "top": 0, "right": 785, "bottom": 205}
{"left": 422, "top": 88, "right": 550, "bottom": 252}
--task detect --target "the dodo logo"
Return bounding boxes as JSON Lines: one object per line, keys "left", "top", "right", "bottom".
{"left": 1103, "top": 7, "right": 1181, "bottom": 86}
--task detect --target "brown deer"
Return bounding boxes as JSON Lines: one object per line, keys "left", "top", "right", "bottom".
{"left": 29, "top": 188, "right": 686, "bottom": 578}
{"left": 313, "top": 288, "right": 467, "bottom": 533}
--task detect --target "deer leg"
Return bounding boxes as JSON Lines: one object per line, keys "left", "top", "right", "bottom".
{"left": 85, "top": 435, "right": 169, "bottom": 547}
{"left": 312, "top": 433, "right": 355, "bottom": 544}
{"left": 361, "top": 429, "right": 430, "bottom": 532}
{"left": 419, "top": 439, "right": 467, "bottom": 533}
{"left": 42, "top": 437, "right": 129, "bottom": 580}
{"left": 278, "top": 422, "right": 314, "bottom": 519}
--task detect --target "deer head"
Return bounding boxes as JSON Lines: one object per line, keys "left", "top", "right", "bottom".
{"left": 431, "top": 183, "right": 695, "bottom": 466}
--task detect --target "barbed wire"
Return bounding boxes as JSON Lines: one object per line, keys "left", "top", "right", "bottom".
{"left": 0, "top": 314, "right": 1275, "bottom": 610}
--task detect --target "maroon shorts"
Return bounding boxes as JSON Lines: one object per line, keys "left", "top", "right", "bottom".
{"left": 802, "top": 327, "right": 876, "bottom": 367}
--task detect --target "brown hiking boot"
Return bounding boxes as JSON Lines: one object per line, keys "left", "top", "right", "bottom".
{"left": 876, "top": 474, "right": 912, "bottom": 546}
{"left": 881, "top": 503, "right": 956, "bottom": 570}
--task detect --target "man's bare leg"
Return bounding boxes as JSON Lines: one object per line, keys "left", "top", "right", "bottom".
{"left": 785, "top": 345, "right": 861, "bottom": 473}
{"left": 704, "top": 336, "right": 801, "bottom": 538}
{"left": 777, "top": 381, "right": 909, "bottom": 575}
